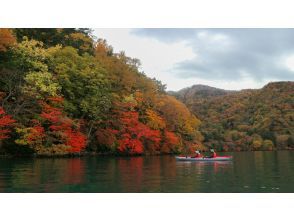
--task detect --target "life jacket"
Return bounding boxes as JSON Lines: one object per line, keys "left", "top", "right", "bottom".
{"left": 212, "top": 152, "right": 217, "bottom": 158}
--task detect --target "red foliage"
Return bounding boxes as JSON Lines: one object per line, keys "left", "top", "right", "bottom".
{"left": 39, "top": 98, "right": 87, "bottom": 153}
{"left": 118, "top": 138, "right": 144, "bottom": 154}
{"left": 65, "top": 130, "right": 87, "bottom": 153}
{"left": 164, "top": 130, "right": 179, "bottom": 145}
{"left": 116, "top": 110, "right": 161, "bottom": 154}
{"left": 27, "top": 125, "right": 45, "bottom": 144}
{"left": 40, "top": 103, "right": 63, "bottom": 124}
{"left": 161, "top": 130, "right": 180, "bottom": 153}
{"left": 0, "top": 107, "right": 15, "bottom": 140}
{"left": 47, "top": 97, "right": 64, "bottom": 103}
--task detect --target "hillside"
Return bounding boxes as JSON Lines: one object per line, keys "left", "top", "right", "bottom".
{"left": 172, "top": 81, "right": 294, "bottom": 151}
{"left": 0, "top": 28, "right": 203, "bottom": 156}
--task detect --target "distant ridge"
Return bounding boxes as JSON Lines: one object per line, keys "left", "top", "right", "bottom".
{"left": 168, "top": 84, "right": 235, "bottom": 103}
{"left": 170, "top": 81, "right": 294, "bottom": 151}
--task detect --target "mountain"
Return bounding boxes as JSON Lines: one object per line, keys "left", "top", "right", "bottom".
{"left": 169, "top": 84, "right": 234, "bottom": 99}
{"left": 171, "top": 81, "right": 294, "bottom": 151}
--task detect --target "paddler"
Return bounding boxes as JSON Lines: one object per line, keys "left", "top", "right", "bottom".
{"left": 194, "top": 150, "right": 202, "bottom": 158}
{"left": 209, "top": 149, "right": 217, "bottom": 158}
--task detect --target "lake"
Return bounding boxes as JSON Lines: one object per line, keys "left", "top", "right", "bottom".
{"left": 0, "top": 151, "right": 294, "bottom": 192}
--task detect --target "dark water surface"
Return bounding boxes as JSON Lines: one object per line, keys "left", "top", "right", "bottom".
{"left": 0, "top": 151, "right": 294, "bottom": 192}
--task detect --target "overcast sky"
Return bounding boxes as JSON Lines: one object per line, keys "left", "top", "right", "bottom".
{"left": 94, "top": 29, "right": 294, "bottom": 91}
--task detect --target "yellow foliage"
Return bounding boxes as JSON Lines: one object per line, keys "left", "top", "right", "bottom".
{"left": 158, "top": 95, "right": 202, "bottom": 140}
{"left": 145, "top": 109, "right": 166, "bottom": 130}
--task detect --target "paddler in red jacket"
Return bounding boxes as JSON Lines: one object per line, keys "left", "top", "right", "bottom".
{"left": 193, "top": 150, "right": 202, "bottom": 158}
{"left": 209, "top": 149, "right": 217, "bottom": 158}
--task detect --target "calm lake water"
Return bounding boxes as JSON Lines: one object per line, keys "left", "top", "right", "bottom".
{"left": 0, "top": 151, "right": 294, "bottom": 193}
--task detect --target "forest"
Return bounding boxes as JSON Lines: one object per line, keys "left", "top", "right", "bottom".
{"left": 0, "top": 28, "right": 293, "bottom": 157}
{"left": 171, "top": 82, "right": 294, "bottom": 151}
{"left": 0, "top": 28, "right": 203, "bottom": 156}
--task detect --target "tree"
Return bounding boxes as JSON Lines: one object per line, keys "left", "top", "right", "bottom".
{"left": 0, "top": 38, "right": 61, "bottom": 120}
{"left": 95, "top": 128, "right": 118, "bottom": 152}
{"left": 95, "top": 39, "right": 113, "bottom": 57}
{"left": 0, "top": 29, "right": 16, "bottom": 52}
{"left": 39, "top": 97, "right": 87, "bottom": 153}
{"left": 263, "top": 139, "right": 274, "bottom": 151}
{"left": 251, "top": 134, "right": 263, "bottom": 150}
{"left": 276, "top": 135, "right": 290, "bottom": 149}
{"left": 1, "top": 29, "right": 206, "bottom": 156}
{"left": 23, "top": 71, "right": 60, "bottom": 99}
{"left": 14, "top": 28, "right": 94, "bottom": 54}
{"left": 0, "top": 107, "right": 15, "bottom": 140}
{"left": 173, "top": 81, "right": 294, "bottom": 152}
{"left": 157, "top": 95, "right": 203, "bottom": 144}
{"left": 145, "top": 109, "right": 166, "bottom": 130}
{"left": 50, "top": 46, "right": 112, "bottom": 141}
{"left": 15, "top": 97, "right": 87, "bottom": 154}
{"left": 161, "top": 130, "right": 180, "bottom": 153}
{"left": 116, "top": 108, "right": 161, "bottom": 155}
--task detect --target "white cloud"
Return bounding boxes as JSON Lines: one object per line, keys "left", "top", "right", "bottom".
{"left": 93, "top": 29, "right": 294, "bottom": 91}
{"left": 94, "top": 28, "right": 195, "bottom": 81}
{"left": 285, "top": 55, "right": 294, "bottom": 72}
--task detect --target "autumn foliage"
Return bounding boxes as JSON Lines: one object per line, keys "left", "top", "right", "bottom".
{"left": 174, "top": 82, "right": 294, "bottom": 151}
{"left": 1, "top": 28, "right": 203, "bottom": 156}
{"left": 0, "top": 28, "right": 16, "bottom": 52}
{"left": 0, "top": 107, "right": 15, "bottom": 140}
{"left": 161, "top": 130, "right": 180, "bottom": 153}
{"left": 39, "top": 97, "right": 87, "bottom": 153}
{"left": 95, "top": 99, "right": 182, "bottom": 155}
{"left": 15, "top": 97, "right": 87, "bottom": 154}
{"left": 116, "top": 110, "right": 161, "bottom": 154}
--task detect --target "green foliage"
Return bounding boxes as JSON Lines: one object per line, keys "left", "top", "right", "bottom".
{"left": 173, "top": 82, "right": 294, "bottom": 151}
{"left": 23, "top": 71, "right": 60, "bottom": 99}
{"left": 2, "top": 28, "right": 293, "bottom": 156}
{"left": 13, "top": 28, "right": 94, "bottom": 55}
{"left": 50, "top": 46, "right": 112, "bottom": 121}
{"left": 0, "top": 28, "right": 204, "bottom": 156}
{"left": 11, "top": 37, "right": 57, "bottom": 72}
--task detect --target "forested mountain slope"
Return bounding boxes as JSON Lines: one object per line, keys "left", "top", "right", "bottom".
{"left": 0, "top": 28, "right": 203, "bottom": 156}
{"left": 172, "top": 82, "right": 294, "bottom": 151}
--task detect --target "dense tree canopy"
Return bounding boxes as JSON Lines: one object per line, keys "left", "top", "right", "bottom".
{"left": 0, "top": 28, "right": 203, "bottom": 156}
{"left": 172, "top": 82, "right": 294, "bottom": 151}
{"left": 2, "top": 28, "right": 291, "bottom": 156}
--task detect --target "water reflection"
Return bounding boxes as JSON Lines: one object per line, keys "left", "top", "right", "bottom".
{"left": 0, "top": 152, "right": 294, "bottom": 192}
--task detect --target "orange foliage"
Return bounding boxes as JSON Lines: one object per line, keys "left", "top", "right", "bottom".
{"left": 145, "top": 109, "right": 166, "bottom": 130}
{"left": 161, "top": 130, "right": 180, "bottom": 153}
{"left": 0, "top": 28, "right": 16, "bottom": 52}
